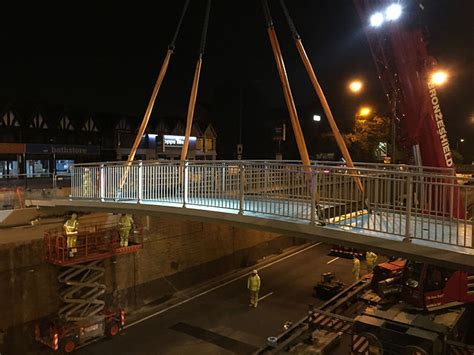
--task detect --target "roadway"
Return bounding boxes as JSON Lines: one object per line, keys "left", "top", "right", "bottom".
{"left": 74, "top": 243, "right": 363, "bottom": 355}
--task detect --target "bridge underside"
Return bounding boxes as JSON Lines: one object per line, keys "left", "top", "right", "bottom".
{"left": 31, "top": 198, "right": 474, "bottom": 272}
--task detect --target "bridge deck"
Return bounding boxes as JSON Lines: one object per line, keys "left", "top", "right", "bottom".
{"left": 30, "top": 160, "right": 474, "bottom": 271}
{"left": 31, "top": 197, "right": 474, "bottom": 272}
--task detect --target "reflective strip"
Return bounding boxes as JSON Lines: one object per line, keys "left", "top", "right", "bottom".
{"left": 352, "top": 335, "right": 369, "bottom": 353}
{"left": 121, "top": 310, "right": 125, "bottom": 326}
{"left": 53, "top": 333, "right": 59, "bottom": 351}
{"left": 312, "top": 313, "right": 352, "bottom": 333}
{"left": 448, "top": 345, "right": 474, "bottom": 355}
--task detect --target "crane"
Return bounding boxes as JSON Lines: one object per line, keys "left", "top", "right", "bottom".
{"left": 353, "top": 0, "right": 464, "bottom": 219}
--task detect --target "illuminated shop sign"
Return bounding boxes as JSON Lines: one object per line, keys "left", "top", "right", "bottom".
{"left": 26, "top": 144, "right": 100, "bottom": 155}
{"left": 157, "top": 135, "right": 196, "bottom": 154}
{"left": 163, "top": 135, "right": 196, "bottom": 147}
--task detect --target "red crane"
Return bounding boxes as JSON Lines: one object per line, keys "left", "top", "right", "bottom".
{"left": 353, "top": 0, "right": 454, "bottom": 168}
{"left": 353, "top": 0, "right": 464, "bottom": 218}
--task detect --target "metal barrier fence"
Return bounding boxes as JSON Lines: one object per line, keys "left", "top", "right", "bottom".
{"left": 69, "top": 160, "right": 474, "bottom": 250}
{"left": 0, "top": 172, "right": 71, "bottom": 189}
{"left": 0, "top": 173, "right": 71, "bottom": 209}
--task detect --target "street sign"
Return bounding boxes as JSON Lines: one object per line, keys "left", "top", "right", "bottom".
{"left": 273, "top": 124, "right": 286, "bottom": 141}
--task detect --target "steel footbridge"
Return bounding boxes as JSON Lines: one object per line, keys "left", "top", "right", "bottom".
{"left": 31, "top": 160, "right": 474, "bottom": 271}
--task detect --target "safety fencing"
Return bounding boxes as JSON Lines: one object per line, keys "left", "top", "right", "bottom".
{"left": 0, "top": 173, "right": 71, "bottom": 209}
{"left": 69, "top": 160, "right": 474, "bottom": 250}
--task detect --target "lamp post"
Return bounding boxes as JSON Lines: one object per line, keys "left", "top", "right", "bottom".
{"left": 349, "top": 80, "right": 363, "bottom": 94}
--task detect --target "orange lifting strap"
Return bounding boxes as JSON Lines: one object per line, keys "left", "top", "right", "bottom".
{"left": 119, "top": 0, "right": 190, "bottom": 190}
{"left": 278, "top": 0, "right": 363, "bottom": 193}
{"left": 124, "top": 0, "right": 361, "bottom": 197}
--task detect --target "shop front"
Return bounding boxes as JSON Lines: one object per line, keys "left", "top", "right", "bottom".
{"left": 0, "top": 143, "right": 25, "bottom": 177}
{"left": 157, "top": 135, "right": 197, "bottom": 160}
{"left": 25, "top": 144, "right": 100, "bottom": 176}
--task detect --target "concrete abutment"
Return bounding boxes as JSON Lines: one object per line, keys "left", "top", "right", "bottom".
{"left": 0, "top": 213, "right": 305, "bottom": 354}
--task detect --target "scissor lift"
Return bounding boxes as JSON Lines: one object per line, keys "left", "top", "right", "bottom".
{"left": 35, "top": 221, "right": 142, "bottom": 353}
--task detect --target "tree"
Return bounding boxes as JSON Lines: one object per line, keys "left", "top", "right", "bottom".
{"left": 344, "top": 115, "right": 390, "bottom": 161}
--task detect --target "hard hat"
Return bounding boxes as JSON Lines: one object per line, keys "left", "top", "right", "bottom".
{"left": 71, "top": 213, "right": 77, "bottom": 219}
{"left": 252, "top": 269, "right": 258, "bottom": 274}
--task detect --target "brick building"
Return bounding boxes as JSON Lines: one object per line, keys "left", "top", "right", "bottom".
{"left": 0, "top": 100, "right": 217, "bottom": 176}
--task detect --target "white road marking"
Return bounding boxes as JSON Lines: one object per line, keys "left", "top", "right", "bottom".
{"left": 327, "top": 257, "right": 340, "bottom": 264}
{"left": 258, "top": 292, "right": 274, "bottom": 301}
{"left": 125, "top": 242, "right": 323, "bottom": 329}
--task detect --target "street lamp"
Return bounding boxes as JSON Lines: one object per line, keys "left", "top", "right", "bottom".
{"left": 358, "top": 107, "right": 372, "bottom": 117}
{"left": 349, "top": 80, "right": 363, "bottom": 94}
{"left": 430, "top": 70, "right": 449, "bottom": 86}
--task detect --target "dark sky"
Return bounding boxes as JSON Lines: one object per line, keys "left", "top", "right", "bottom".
{"left": 0, "top": 1, "right": 472, "bottom": 158}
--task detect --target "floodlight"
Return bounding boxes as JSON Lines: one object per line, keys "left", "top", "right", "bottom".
{"left": 386, "top": 4, "right": 402, "bottom": 21}
{"left": 370, "top": 12, "right": 384, "bottom": 27}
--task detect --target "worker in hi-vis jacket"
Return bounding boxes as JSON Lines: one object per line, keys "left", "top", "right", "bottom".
{"left": 247, "top": 269, "right": 261, "bottom": 308}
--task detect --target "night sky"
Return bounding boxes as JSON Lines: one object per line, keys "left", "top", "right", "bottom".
{"left": 0, "top": 1, "right": 472, "bottom": 159}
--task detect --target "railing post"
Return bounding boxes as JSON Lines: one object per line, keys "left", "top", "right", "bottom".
{"left": 239, "top": 163, "right": 245, "bottom": 214}
{"left": 264, "top": 163, "right": 268, "bottom": 199}
{"left": 221, "top": 165, "right": 225, "bottom": 193}
{"left": 404, "top": 175, "right": 413, "bottom": 242}
{"left": 310, "top": 172, "right": 316, "bottom": 225}
{"left": 138, "top": 161, "right": 143, "bottom": 203}
{"left": 69, "top": 168, "right": 74, "bottom": 200}
{"left": 183, "top": 161, "right": 189, "bottom": 207}
{"left": 52, "top": 173, "right": 57, "bottom": 198}
{"left": 100, "top": 164, "right": 105, "bottom": 201}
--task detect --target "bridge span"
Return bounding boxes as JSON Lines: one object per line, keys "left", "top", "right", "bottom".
{"left": 31, "top": 160, "right": 474, "bottom": 271}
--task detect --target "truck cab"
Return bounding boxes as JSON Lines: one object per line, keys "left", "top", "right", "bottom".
{"left": 401, "top": 261, "right": 474, "bottom": 311}
{"left": 372, "top": 260, "right": 474, "bottom": 311}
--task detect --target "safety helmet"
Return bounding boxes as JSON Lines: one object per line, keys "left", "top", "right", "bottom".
{"left": 252, "top": 269, "right": 258, "bottom": 274}
{"left": 71, "top": 213, "right": 77, "bottom": 219}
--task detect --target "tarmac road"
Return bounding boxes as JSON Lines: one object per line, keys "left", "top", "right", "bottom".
{"left": 75, "top": 243, "right": 362, "bottom": 355}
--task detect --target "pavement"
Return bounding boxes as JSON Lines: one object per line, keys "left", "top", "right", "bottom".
{"left": 72, "top": 243, "right": 361, "bottom": 355}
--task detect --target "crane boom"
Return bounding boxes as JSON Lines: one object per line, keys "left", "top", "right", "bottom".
{"left": 353, "top": 0, "right": 455, "bottom": 169}
{"left": 353, "top": 0, "right": 464, "bottom": 218}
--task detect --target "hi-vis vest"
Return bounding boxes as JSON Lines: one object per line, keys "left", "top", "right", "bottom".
{"left": 64, "top": 219, "right": 78, "bottom": 235}
{"left": 247, "top": 275, "right": 261, "bottom": 291}
{"left": 352, "top": 258, "right": 360, "bottom": 272}
{"left": 119, "top": 216, "right": 133, "bottom": 231}
{"left": 366, "top": 252, "right": 377, "bottom": 264}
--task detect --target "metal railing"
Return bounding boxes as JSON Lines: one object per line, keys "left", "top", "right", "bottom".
{"left": 69, "top": 160, "right": 474, "bottom": 251}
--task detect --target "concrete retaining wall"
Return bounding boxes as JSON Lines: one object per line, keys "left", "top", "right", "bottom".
{"left": 0, "top": 214, "right": 303, "bottom": 353}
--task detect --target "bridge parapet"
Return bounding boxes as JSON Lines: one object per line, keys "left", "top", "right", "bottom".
{"left": 68, "top": 160, "right": 473, "bottom": 253}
